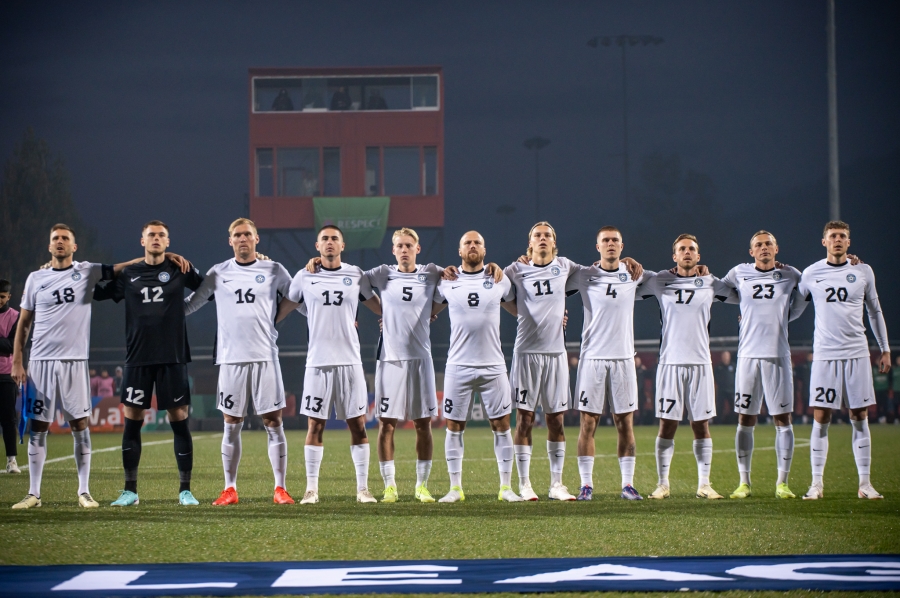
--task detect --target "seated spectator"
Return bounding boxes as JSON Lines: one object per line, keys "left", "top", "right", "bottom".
{"left": 366, "top": 88, "right": 388, "bottom": 110}
{"left": 271, "top": 88, "right": 294, "bottom": 111}
{"left": 330, "top": 86, "right": 352, "bottom": 110}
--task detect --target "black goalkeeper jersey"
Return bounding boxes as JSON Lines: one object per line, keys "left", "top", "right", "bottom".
{"left": 94, "top": 259, "right": 204, "bottom": 366}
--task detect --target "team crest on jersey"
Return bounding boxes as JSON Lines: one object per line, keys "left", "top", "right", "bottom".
{"left": 417, "top": 273, "right": 427, "bottom": 282}
{"left": 158, "top": 272, "right": 170, "bottom": 282}
{"left": 694, "top": 278, "right": 703, "bottom": 287}
{"left": 255, "top": 274, "right": 266, "bottom": 283}
{"left": 342, "top": 277, "right": 352, "bottom": 286}
{"left": 772, "top": 271, "right": 782, "bottom": 281}
{"left": 551, "top": 266, "right": 561, "bottom": 276}
{"left": 618, "top": 273, "right": 628, "bottom": 282}
{"left": 71, "top": 272, "right": 82, "bottom": 281}
{"left": 483, "top": 280, "right": 494, "bottom": 289}
{"left": 846, "top": 274, "right": 856, "bottom": 283}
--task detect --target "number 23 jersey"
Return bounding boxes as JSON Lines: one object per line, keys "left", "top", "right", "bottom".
{"left": 288, "top": 264, "right": 375, "bottom": 368}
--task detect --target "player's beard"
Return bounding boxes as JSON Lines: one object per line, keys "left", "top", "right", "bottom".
{"left": 463, "top": 251, "right": 484, "bottom": 269}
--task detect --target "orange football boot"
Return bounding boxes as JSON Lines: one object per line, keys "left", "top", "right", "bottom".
{"left": 274, "top": 486, "right": 295, "bottom": 504}
{"left": 212, "top": 487, "right": 239, "bottom": 506}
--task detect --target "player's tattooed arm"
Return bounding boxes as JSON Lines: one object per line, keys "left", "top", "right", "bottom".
{"left": 10, "top": 309, "right": 34, "bottom": 386}
{"left": 275, "top": 298, "right": 302, "bottom": 324}
{"left": 362, "top": 294, "right": 382, "bottom": 316}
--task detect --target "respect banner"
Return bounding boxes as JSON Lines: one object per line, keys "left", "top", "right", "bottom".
{"left": 313, "top": 196, "right": 390, "bottom": 251}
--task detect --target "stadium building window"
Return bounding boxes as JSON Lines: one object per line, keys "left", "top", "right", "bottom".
{"left": 424, "top": 146, "right": 438, "bottom": 195}
{"left": 365, "top": 147, "right": 381, "bottom": 196}
{"left": 323, "top": 148, "right": 341, "bottom": 196}
{"left": 278, "top": 148, "right": 320, "bottom": 197}
{"left": 412, "top": 76, "right": 438, "bottom": 109}
{"left": 383, "top": 147, "right": 421, "bottom": 196}
{"left": 253, "top": 75, "right": 439, "bottom": 113}
{"left": 256, "top": 148, "right": 274, "bottom": 196}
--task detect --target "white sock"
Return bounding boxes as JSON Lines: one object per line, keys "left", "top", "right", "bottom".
{"left": 304, "top": 445, "right": 323, "bottom": 492}
{"left": 693, "top": 438, "right": 713, "bottom": 487}
{"left": 28, "top": 430, "right": 48, "bottom": 498}
{"left": 655, "top": 437, "right": 674, "bottom": 486}
{"left": 547, "top": 440, "right": 566, "bottom": 485}
{"left": 445, "top": 429, "right": 464, "bottom": 488}
{"left": 494, "top": 430, "right": 514, "bottom": 487}
{"left": 775, "top": 424, "right": 794, "bottom": 485}
{"left": 810, "top": 421, "right": 829, "bottom": 486}
{"left": 851, "top": 419, "right": 871, "bottom": 486}
{"left": 735, "top": 424, "right": 754, "bottom": 485}
{"left": 619, "top": 456, "right": 635, "bottom": 488}
{"left": 266, "top": 424, "right": 287, "bottom": 489}
{"left": 350, "top": 443, "right": 370, "bottom": 492}
{"left": 514, "top": 444, "right": 532, "bottom": 486}
{"left": 577, "top": 456, "right": 594, "bottom": 487}
{"left": 415, "top": 459, "right": 432, "bottom": 487}
{"left": 221, "top": 422, "right": 242, "bottom": 489}
{"left": 380, "top": 460, "right": 396, "bottom": 488}
{"left": 71, "top": 428, "right": 92, "bottom": 496}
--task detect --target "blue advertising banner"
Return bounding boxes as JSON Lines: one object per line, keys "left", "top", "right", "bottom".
{"left": 1, "top": 555, "right": 899, "bottom": 597}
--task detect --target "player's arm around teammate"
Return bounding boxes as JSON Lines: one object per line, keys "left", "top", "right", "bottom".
{"left": 183, "top": 218, "right": 296, "bottom": 505}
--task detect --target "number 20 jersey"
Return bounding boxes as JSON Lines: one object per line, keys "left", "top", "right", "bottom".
{"left": 185, "top": 259, "right": 293, "bottom": 364}
{"left": 288, "top": 264, "right": 375, "bottom": 368}
{"left": 799, "top": 260, "right": 889, "bottom": 361}
{"left": 20, "top": 262, "right": 112, "bottom": 361}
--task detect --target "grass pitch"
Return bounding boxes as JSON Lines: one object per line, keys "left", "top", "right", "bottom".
{"left": 1, "top": 423, "right": 899, "bottom": 569}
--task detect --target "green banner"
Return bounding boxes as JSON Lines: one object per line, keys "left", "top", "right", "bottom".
{"left": 313, "top": 196, "right": 390, "bottom": 251}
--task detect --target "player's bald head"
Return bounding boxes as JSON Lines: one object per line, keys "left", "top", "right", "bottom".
{"left": 459, "top": 230, "right": 484, "bottom": 247}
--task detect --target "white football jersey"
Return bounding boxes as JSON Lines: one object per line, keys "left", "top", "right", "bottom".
{"left": 638, "top": 271, "right": 733, "bottom": 365}
{"left": 184, "top": 259, "right": 293, "bottom": 364}
{"left": 288, "top": 263, "right": 375, "bottom": 368}
{"left": 721, "top": 263, "right": 802, "bottom": 359}
{"left": 566, "top": 263, "right": 644, "bottom": 360}
{"left": 504, "top": 256, "right": 576, "bottom": 354}
{"left": 20, "top": 262, "right": 109, "bottom": 361}
{"left": 434, "top": 269, "right": 514, "bottom": 367}
{"left": 799, "top": 260, "right": 889, "bottom": 361}
{"left": 366, "top": 263, "right": 442, "bottom": 361}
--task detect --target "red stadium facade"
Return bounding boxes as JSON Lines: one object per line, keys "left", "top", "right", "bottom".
{"left": 248, "top": 66, "right": 445, "bottom": 230}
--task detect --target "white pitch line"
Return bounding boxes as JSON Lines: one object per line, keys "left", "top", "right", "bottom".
{"left": 19, "top": 434, "right": 216, "bottom": 471}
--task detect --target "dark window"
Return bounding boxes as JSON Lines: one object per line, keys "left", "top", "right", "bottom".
{"left": 323, "top": 148, "right": 341, "bottom": 196}
{"left": 278, "top": 148, "right": 319, "bottom": 196}
{"left": 412, "top": 76, "right": 438, "bottom": 108}
{"left": 365, "top": 147, "right": 381, "bottom": 196}
{"left": 424, "top": 147, "right": 438, "bottom": 195}
{"left": 256, "top": 149, "right": 274, "bottom": 196}
{"left": 383, "top": 147, "right": 420, "bottom": 196}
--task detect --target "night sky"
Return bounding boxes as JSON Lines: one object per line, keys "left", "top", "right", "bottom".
{"left": 2, "top": 0, "right": 898, "bottom": 356}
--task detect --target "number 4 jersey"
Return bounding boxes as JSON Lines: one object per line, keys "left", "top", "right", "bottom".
{"left": 185, "top": 258, "right": 293, "bottom": 364}
{"left": 798, "top": 260, "right": 889, "bottom": 361}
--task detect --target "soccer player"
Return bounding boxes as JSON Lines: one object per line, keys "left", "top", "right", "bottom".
{"left": 796, "top": 220, "right": 890, "bottom": 500}
{"left": 9, "top": 224, "right": 149, "bottom": 508}
{"left": 720, "top": 231, "right": 804, "bottom": 499}
{"left": 0, "top": 279, "right": 20, "bottom": 474}
{"left": 184, "top": 218, "right": 295, "bottom": 505}
{"left": 279, "top": 225, "right": 382, "bottom": 504}
{"left": 565, "top": 226, "right": 647, "bottom": 501}
{"left": 639, "top": 234, "right": 734, "bottom": 500}
{"left": 432, "top": 231, "right": 519, "bottom": 503}
{"left": 93, "top": 220, "right": 204, "bottom": 507}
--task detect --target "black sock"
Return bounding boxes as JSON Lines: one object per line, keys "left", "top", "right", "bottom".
{"left": 171, "top": 418, "right": 192, "bottom": 492}
{"left": 122, "top": 417, "right": 143, "bottom": 493}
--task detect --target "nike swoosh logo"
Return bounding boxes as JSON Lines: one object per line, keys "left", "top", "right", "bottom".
{"left": 501, "top": 403, "right": 511, "bottom": 409}
{"left": 780, "top": 403, "right": 789, "bottom": 408}
{"left": 28, "top": 452, "right": 39, "bottom": 456}
{"left": 859, "top": 444, "right": 870, "bottom": 449}
{"left": 815, "top": 279, "right": 825, "bottom": 283}
{"left": 452, "top": 285, "right": 462, "bottom": 289}
{"left": 39, "top": 285, "right": 48, "bottom": 290}
{"left": 628, "top": 402, "right": 635, "bottom": 407}
{"left": 279, "top": 454, "right": 286, "bottom": 459}
{"left": 223, "top": 280, "right": 233, "bottom": 283}
{"left": 173, "top": 395, "right": 184, "bottom": 402}
{"left": 812, "top": 449, "right": 822, "bottom": 452}
{"left": 705, "top": 410, "right": 712, "bottom": 414}
{"left": 122, "top": 448, "right": 131, "bottom": 452}
{"left": 429, "top": 407, "right": 436, "bottom": 412}
{"left": 863, "top": 398, "right": 871, "bottom": 402}
{"left": 84, "top": 407, "right": 91, "bottom": 412}
{"left": 783, "top": 457, "right": 791, "bottom": 460}
{"left": 177, "top": 452, "right": 191, "bottom": 456}
{"left": 80, "top": 452, "right": 90, "bottom": 456}
{"left": 274, "top": 401, "right": 283, "bottom": 407}
{"left": 359, "top": 405, "right": 365, "bottom": 411}
{"left": 131, "top": 277, "right": 141, "bottom": 282}
{"left": 311, "top": 281, "right": 321, "bottom": 285}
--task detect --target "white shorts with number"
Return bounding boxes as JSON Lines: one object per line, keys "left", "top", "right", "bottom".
{"left": 734, "top": 356, "right": 793, "bottom": 416}
{"left": 809, "top": 357, "right": 875, "bottom": 410}
{"left": 655, "top": 364, "right": 716, "bottom": 421}
{"left": 509, "top": 352, "right": 570, "bottom": 414}
{"left": 28, "top": 360, "right": 92, "bottom": 423}
{"left": 375, "top": 358, "right": 438, "bottom": 420}
{"left": 301, "top": 364, "right": 368, "bottom": 420}
{"left": 574, "top": 358, "right": 638, "bottom": 415}
{"left": 442, "top": 364, "right": 511, "bottom": 421}
{"left": 217, "top": 361, "right": 286, "bottom": 417}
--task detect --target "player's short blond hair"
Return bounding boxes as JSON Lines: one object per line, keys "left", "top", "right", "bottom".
{"left": 749, "top": 230, "right": 777, "bottom": 247}
{"left": 229, "top": 217, "right": 258, "bottom": 235}
{"left": 526, "top": 221, "right": 558, "bottom": 258}
{"left": 672, "top": 233, "right": 699, "bottom": 253}
{"left": 596, "top": 225, "right": 622, "bottom": 240}
{"left": 392, "top": 227, "right": 419, "bottom": 245}
{"left": 823, "top": 220, "right": 850, "bottom": 237}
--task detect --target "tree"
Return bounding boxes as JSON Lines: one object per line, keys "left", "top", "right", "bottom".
{"left": 0, "top": 128, "right": 106, "bottom": 300}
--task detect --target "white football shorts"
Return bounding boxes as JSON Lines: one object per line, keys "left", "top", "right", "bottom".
{"left": 375, "top": 358, "right": 438, "bottom": 420}
{"left": 809, "top": 357, "right": 875, "bottom": 410}
{"left": 217, "top": 361, "right": 286, "bottom": 417}
{"left": 574, "top": 358, "right": 638, "bottom": 415}
{"left": 655, "top": 364, "right": 716, "bottom": 421}
{"left": 28, "top": 359, "right": 92, "bottom": 423}
{"left": 509, "top": 352, "right": 570, "bottom": 414}
{"left": 442, "top": 364, "right": 511, "bottom": 421}
{"left": 301, "top": 364, "right": 369, "bottom": 420}
{"left": 734, "top": 356, "right": 794, "bottom": 416}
